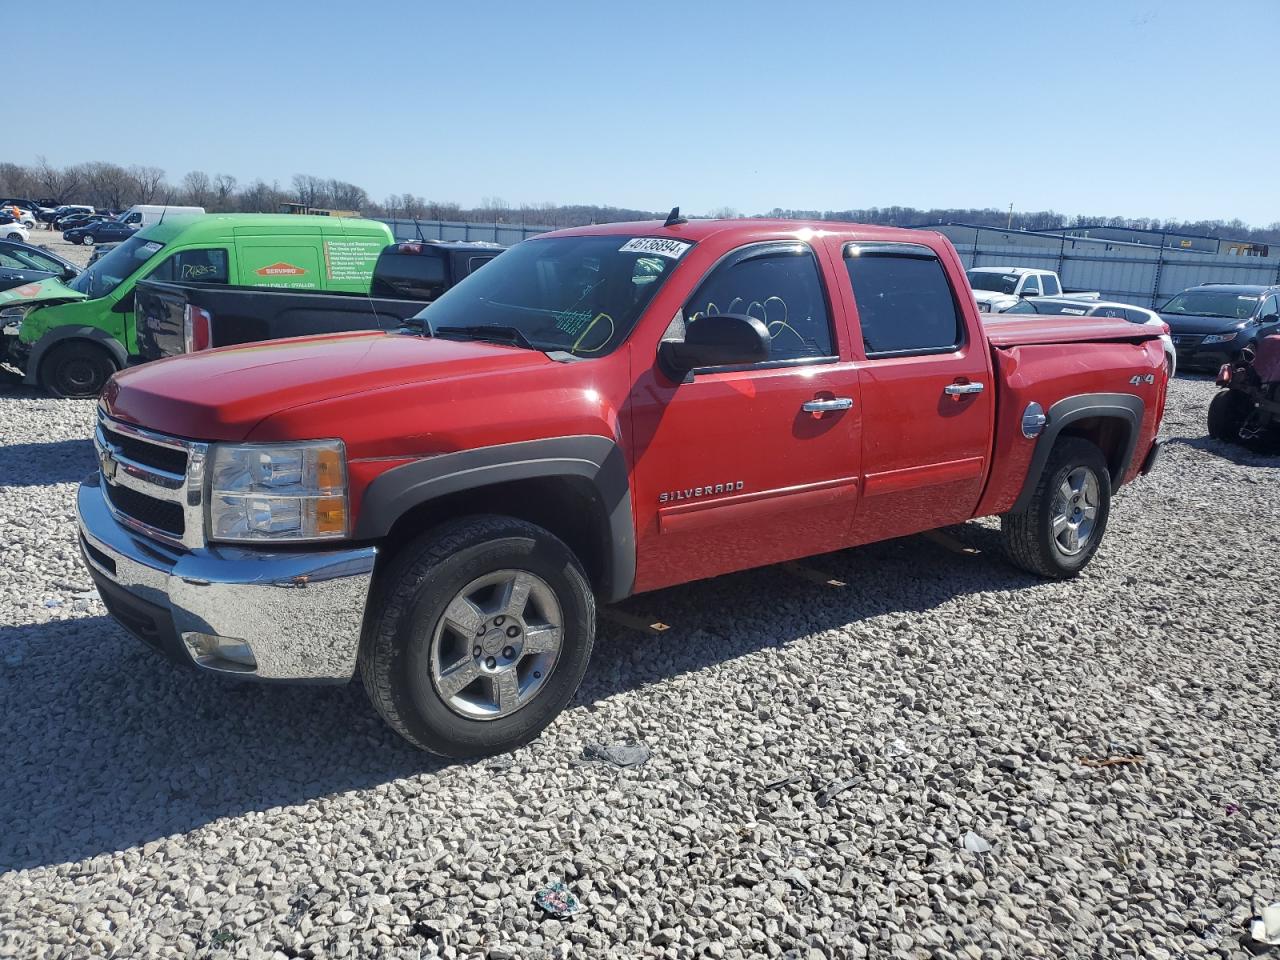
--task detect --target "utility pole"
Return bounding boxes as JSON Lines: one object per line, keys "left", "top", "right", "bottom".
{"left": 1007, "top": 203, "right": 1014, "bottom": 230}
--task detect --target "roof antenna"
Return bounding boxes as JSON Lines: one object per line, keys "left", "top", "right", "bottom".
{"left": 664, "top": 206, "right": 687, "bottom": 227}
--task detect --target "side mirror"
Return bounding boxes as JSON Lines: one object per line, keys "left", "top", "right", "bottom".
{"left": 1259, "top": 313, "right": 1279, "bottom": 325}
{"left": 658, "top": 313, "right": 770, "bottom": 378}
{"left": 62, "top": 267, "right": 80, "bottom": 281}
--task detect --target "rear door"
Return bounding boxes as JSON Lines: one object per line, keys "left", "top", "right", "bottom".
{"left": 836, "top": 241, "right": 994, "bottom": 543}
{"left": 236, "top": 237, "right": 321, "bottom": 290}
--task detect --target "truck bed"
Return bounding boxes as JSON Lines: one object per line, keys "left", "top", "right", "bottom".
{"left": 134, "top": 280, "right": 425, "bottom": 361}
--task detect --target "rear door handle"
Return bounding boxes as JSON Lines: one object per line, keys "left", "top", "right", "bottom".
{"left": 944, "top": 382, "right": 985, "bottom": 396}
{"left": 802, "top": 397, "right": 854, "bottom": 413}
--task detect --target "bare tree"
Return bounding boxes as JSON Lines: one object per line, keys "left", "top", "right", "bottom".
{"left": 129, "top": 165, "right": 167, "bottom": 203}
{"left": 213, "top": 174, "right": 238, "bottom": 211}
{"left": 291, "top": 174, "right": 326, "bottom": 207}
{"left": 181, "top": 170, "right": 213, "bottom": 207}
{"left": 83, "top": 162, "right": 136, "bottom": 210}
{"left": 33, "top": 156, "right": 81, "bottom": 202}
{"left": 239, "top": 179, "right": 285, "bottom": 213}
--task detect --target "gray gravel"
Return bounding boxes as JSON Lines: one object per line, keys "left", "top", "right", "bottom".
{"left": 2, "top": 375, "right": 1279, "bottom": 959}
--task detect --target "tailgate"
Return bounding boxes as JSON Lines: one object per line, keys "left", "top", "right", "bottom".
{"left": 983, "top": 314, "right": 1165, "bottom": 347}
{"left": 134, "top": 279, "right": 187, "bottom": 360}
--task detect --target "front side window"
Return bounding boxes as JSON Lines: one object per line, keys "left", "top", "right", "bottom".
{"left": 684, "top": 243, "right": 833, "bottom": 362}
{"left": 847, "top": 244, "right": 963, "bottom": 357}
{"left": 148, "top": 248, "right": 229, "bottom": 284}
{"left": 416, "top": 235, "right": 687, "bottom": 356}
{"left": 1021, "top": 275, "right": 1042, "bottom": 296}
{"left": 66, "top": 234, "right": 165, "bottom": 299}
{"left": 1259, "top": 294, "right": 1279, "bottom": 320}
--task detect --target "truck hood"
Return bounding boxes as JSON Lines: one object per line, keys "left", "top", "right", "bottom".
{"left": 102, "top": 331, "right": 553, "bottom": 440}
{"left": 1158, "top": 313, "right": 1245, "bottom": 335}
{"left": 0, "top": 276, "right": 86, "bottom": 309}
{"left": 982, "top": 314, "right": 1164, "bottom": 348}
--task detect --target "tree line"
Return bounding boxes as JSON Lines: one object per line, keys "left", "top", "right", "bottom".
{"left": 4, "top": 156, "right": 1279, "bottom": 244}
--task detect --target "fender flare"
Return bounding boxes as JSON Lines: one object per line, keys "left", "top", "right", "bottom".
{"left": 23, "top": 325, "right": 127, "bottom": 386}
{"left": 1010, "top": 393, "right": 1144, "bottom": 514}
{"left": 354, "top": 435, "right": 636, "bottom": 601}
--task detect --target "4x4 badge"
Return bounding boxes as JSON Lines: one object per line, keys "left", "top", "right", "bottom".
{"left": 1129, "top": 374, "right": 1155, "bottom": 386}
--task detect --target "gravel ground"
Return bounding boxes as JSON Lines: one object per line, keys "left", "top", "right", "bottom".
{"left": 1, "top": 375, "right": 1278, "bottom": 959}
{"left": 19, "top": 229, "right": 96, "bottom": 269}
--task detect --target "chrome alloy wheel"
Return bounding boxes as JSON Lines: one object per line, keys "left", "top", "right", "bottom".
{"left": 429, "top": 569, "right": 563, "bottom": 720}
{"left": 1051, "top": 466, "right": 1100, "bottom": 555}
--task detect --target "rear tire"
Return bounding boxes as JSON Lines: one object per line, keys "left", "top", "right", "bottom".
{"left": 1001, "top": 437, "right": 1111, "bottom": 579}
{"left": 1207, "top": 389, "right": 1250, "bottom": 442}
{"left": 360, "top": 515, "right": 596, "bottom": 757}
{"left": 40, "top": 341, "right": 118, "bottom": 398}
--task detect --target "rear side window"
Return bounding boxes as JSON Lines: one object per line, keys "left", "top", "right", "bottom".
{"left": 148, "top": 248, "right": 229, "bottom": 284}
{"left": 845, "top": 244, "right": 963, "bottom": 357}
{"left": 372, "top": 248, "right": 447, "bottom": 300}
{"left": 467, "top": 255, "right": 496, "bottom": 275}
{"left": 685, "top": 243, "right": 833, "bottom": 362}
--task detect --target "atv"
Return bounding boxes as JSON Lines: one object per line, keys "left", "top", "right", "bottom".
{"left": 1208, "top": 334, "right": 1280, "bottom": 448}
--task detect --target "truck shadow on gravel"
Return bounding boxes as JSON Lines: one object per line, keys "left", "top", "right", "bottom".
{"left": 1164, "top": 435, "right": 1280, "bottom": 468}
{"left": 0, "top": 439, "right": 96, "bottom": 487}
{"left": 0, "top": 523, "right": 1037, "bottom": 872}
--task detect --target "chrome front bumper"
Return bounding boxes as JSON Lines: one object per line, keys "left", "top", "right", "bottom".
{"left": 76, "top": 475, "right": 376, "bottom": 682}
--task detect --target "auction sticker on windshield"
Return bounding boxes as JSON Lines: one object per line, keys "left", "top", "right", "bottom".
{"left": 619, "top": 238, "right": 692, "bottom": 259}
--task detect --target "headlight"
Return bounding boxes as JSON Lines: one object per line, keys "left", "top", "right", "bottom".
{"left": 208, "top": 440, "right": 348, "bottom": 543}
{"left": 1202, "top": 331, "right": 1240, "bottom": 344}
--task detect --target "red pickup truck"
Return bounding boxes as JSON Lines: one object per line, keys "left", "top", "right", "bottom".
{"left": 77, "top": 218, "right": 1168, "bottom": 756}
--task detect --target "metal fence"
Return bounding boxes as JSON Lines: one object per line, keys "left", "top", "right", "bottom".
{"left": 931, "top": 224, "right": 1280, "bottom": 308}
{"left": 377, "top": 218, "right": 551, "bottom": 246}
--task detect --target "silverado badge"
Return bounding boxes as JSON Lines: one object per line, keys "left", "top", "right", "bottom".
{"left": 659, "top": 481, "right": 744, "bottom": 504}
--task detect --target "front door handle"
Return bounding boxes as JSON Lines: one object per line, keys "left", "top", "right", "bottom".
{"left": 944, "top": 381, "right": 985, "bottom": 396}
{"left": 802, "top": 397, "right": 854, "bottom": 413}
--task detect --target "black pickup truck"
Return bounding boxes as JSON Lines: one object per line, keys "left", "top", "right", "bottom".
{"left": 134, "top": 239, "right": 501, "bottom": 360}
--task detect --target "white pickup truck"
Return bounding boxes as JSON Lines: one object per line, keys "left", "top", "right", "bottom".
{"left": 967, "top": 266, "right": 1102, "bottom": 313}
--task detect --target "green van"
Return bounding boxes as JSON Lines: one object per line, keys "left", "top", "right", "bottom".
{"left": 0, "top": 214, "right": 393, "bottom": 396}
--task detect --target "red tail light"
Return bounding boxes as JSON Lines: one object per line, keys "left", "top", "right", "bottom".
{"left": 183, "top": 304, "right": 212, "bottom": 352}
{"left": 1216, "top": 363, "right": 1232, "bottom": 387}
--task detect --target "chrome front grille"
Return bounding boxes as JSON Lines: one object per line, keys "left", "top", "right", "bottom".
{"left": 94, "top": 410, "right": 209, "bottom": 549}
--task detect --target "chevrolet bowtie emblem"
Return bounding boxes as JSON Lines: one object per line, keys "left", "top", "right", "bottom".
{"left": 100, "top": 446, "right": 118, "bottom": 480}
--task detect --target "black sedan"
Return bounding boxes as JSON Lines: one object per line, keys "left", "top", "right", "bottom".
{"left": 63, "top": 219, "right": 138, "bottom": 246}
{"left": 1159, "top": 284, "right": 1280, "bottom": 371}
{"left": 0, "top": 239, "right": 79, "bottom": 292}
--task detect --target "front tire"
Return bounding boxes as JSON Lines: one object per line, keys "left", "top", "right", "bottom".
{"left": 81, "top": 234, "right": 95, "bottom": 246}
{"left": 39, "top": 341, "right": 118, "bottom": 398}
{"left": 1207, "top": 389, "right": 1250, "bottom": 442}
{"left": 1001, "top": 437, "right": 1112, "bottom": 579}
{"left": 360, "top": 515, "right": 596, "bottom": 757}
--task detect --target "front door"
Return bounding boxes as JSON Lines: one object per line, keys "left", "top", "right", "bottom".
{"left": 628, "top": 241, "right": 862, "bottom": 593}
{"left": 836, "top": 241, "right": 994, "bottom": 543}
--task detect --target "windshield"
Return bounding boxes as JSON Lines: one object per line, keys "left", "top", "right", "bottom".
{"left": 67, "top": 234, "right": 164, "bottom": 299}
{"left": 1160, "top": 289, "right": 1259, "bottom": 320}
{"left": 413, "top": 235, "right": 689, "bottom": 355}
{"left": 967, "top": 270, "right": 1019, "bottom": 294}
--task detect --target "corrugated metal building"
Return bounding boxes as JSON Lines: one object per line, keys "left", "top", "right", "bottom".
{"left": 927, "top": 223, "right": 1280, "bottom": 307}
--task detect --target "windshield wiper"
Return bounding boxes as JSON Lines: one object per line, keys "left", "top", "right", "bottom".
{"left": 435, "top": 324, "right": 539, "bottom": 350}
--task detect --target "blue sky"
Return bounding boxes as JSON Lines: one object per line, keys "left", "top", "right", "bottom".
{"left": 26, "top": 0, "right": 1280, "bottom": 224}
